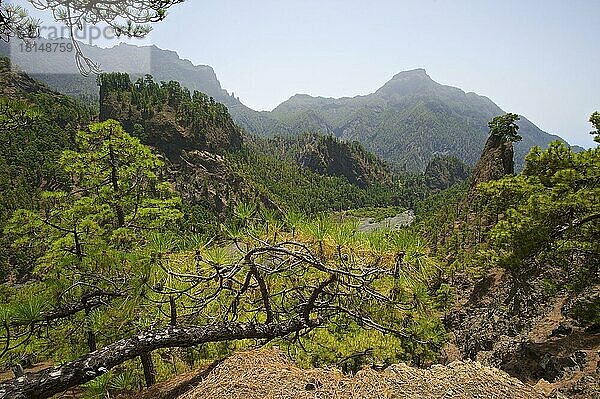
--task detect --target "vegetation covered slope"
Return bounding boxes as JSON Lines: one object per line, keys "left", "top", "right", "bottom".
{"left": 270, "top": 69, "right": 573, "bottom": 171}
{"left": 424, "top": 155, "right": 471, "bottom": 191}
{"left": 98, "top": 72, "right": 409, "bottom": 216}
{"left": 0, "top": 68, "right": 451, "bottom": 399}
{"left": 1, "top": 42, "right": 576, "bottom": 172}
{"left": 0, "top": 58, "right": 92, "bottom": 280}
{"left": 0, "top": 64, "right": 417, "bottom": 244}
{"left": 0, "top": 125, "right": 447, "bottom": 396}
{"left": 414, "top": 115, "right": 600, "bottom": 399}
{"left": 3, "top": 47, "right": 598, "bottom": 399}
{"left": 246, "top": 133, "right": 393, "bottom": 188}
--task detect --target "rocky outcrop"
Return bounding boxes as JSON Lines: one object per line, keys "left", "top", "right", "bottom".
{"left": 99, "top": 74, "right": 272, "bottom": 217}
{"left": 0, "top": 58, "right": 54, "bottom": 98}
{"left": 297, "top": 135, "right": 392, "bottom": 188}
{"left": 468, "top": 134, "right": 514, "bottom": 196}
{"left": 444, "top": 268, "right": 600, "bottom": 399}
{"left": 99, "top": 84, "right": 242, "bottom": 157}
{"left": 424, "top": 155, "right": 470, "bottom": 191}
{"left": 164, "top": 150, "right": 278, "bottom": 214}
{"left": 471, "top": 134, "right": 514, "bottom": 185}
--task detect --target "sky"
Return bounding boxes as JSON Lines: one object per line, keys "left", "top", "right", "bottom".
{"left": 18, "top": 0, "right": 600, "bottom": 147}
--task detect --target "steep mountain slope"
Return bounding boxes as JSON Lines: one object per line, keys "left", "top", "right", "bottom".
{"left": 0, "top": 39, "right": 291, "bottom": 136}
{"left": 247, "top": 133, "right": 393, "bottom": 188}
{"left": 424, "top": 155, "right": 471, "bottom": 191}
{"left": 0, "top": 58, "right": 92, "bottom": 279}
{"left": 0, "top": 64, "right": 405, "bottom": 279}
{"left": 270, "top": 69, "right": 569, "bottom": 170}
{"left": 0, "top": 40, "right": 229, "bottom": 103}
{"left": 2, "top": 41, "right": 574, "bottom": 171}
{"left": 97, "top": 72, "right": 405, "bottom": 215}
{"left": 97, "top": 73, "right": 281, "bottom": 217}
{"left": 420, "top": 131, "right": 600, "bottom": 399}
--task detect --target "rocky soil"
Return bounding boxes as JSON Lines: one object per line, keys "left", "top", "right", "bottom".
{"left": 443, "top": 268, "right": 600, "bottom": 399}
{"left": 134, "top": 348, "right": 545, "bottom": 399}
{"left": 356, "top": 210, "right": 415, "bottom": 232}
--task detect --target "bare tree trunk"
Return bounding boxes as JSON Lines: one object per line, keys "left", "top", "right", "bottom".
{"left": 85, "top": 308, "right": 97, "bottom": 352}
{"left": 140, "top": 352, "right": 156, "bottom": 387}
{"left": 87, "top": 330, "right": 97, "bottom": 352}
{"left": 169, "top": 296, "right": 177, "bottom": 326}
{"left": 0, "top": 319, "right": 315, "bottom": 399}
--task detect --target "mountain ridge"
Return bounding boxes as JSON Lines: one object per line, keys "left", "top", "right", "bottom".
{"left": 0, "top": 40, "right": 579, "bottom": 170}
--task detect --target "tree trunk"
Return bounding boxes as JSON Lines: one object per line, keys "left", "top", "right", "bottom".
{"left": 169, "top": 296, "right": 177, "bottom": 326}
{"left": 140, "top": 352, "right": 156, "bottom": 387}
{"left": 85, "top": 308, "right": 97, "bottom": 352}
{"left": 0, "top": 319, "right": 316, "bottom": 399}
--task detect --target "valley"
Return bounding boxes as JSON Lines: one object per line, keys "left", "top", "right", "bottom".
{"left": 0, "top": 18, "right": 598, "bottom": 399}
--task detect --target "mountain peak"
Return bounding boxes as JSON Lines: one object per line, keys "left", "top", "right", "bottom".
{"left": 390, "top": 68, "right": 430, "bottom": 81}
{"left": 376, "top": 68, "right": 435, "bottom": 97}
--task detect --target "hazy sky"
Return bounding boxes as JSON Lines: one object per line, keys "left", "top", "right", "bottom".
{"left": 22, "top": 0, "right": 600, "bottom": 147}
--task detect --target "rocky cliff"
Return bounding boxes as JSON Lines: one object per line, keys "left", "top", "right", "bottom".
{"left": 444, "top": 267, "right": 600, "bottom": 399}
{"left": 424, "top": 155, "right": 471, "bottom": 191}
{"left": 295, "top": 134, "right": 393, "bottom": 188}
{"left": 470, "top": 134, "right": 514, "bottom": 186}
{"left": 98, "top": 73, "right": 275, "bottom": 216}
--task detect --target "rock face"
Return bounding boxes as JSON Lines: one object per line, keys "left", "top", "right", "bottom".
{"left": 296, "top": 135, "right": 392, "bottom": 188}
{"left": 469, "top": 134, "right": 514, "bottom": 195}
{"left": 444, "top": 268, "right": 600, "bottom": 399}
{"left": 424, "top": 155, "right": 470, "bottom": 191}
{"left": 0, "top": 58, "right": 56, "bottom": 99}
{"left": 136, "top": 349, "right": 545, "bottom": 399}
{"left": 99, "top": 75, "right": 274, "bottom": 216}
{"left": 99, "top": 82, "right": 242, "bottom": 157}
{"left": 249, "top": 133, "right": 394, "bottom": 189}
{"left": 164, "top": 150, "right": 277, "bottom": 214}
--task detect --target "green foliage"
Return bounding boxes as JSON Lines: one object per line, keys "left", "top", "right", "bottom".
{"left": 477, "top": 140, "right": 599, "bottom": 273}
{"left": 233, "top": 201, "right": 257, "bottom": 223}
{"left": 569, "top": 297, "right": 600, "bottom": 326}
{"left": 245, "top": 132, "right": 393, "bottom": 188}
{"left": 345, "top": 206, "right": 406, "bottom": 222}
{"left": 6, "top": 120, "right": 183, "bottom": 273}
{"left": 0, "top": 98, "right": 41, "bottom": 130}
{"left": 424, "top": 155, "right": 471, "bottom": 191}
{"left": 488, "top": 113, "right": 522, "bottom": 142}
{"left": 96, "top": 73, "right": 132, "bottom": 92}
{"left": 0, "top": 93, "right": 91, "bottom": 280}
{"left": 0, "top": 121, "right": 185, "bottom": 389}
{"left": 99, "top": 73, "right": 240, "bottom": 153}
{"left": 257, "top": 216, "right": 447, "bottom": 370}
{"left": 589, "top": 111, "right": 600, "bottom": 143}
{"left": 230, "top": 150, "right": 405, "bottom": 214}
{"left": 0, "top": 70, "right": 461, "bottom": 393}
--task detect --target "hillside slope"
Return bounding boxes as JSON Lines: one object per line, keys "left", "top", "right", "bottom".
{"left": 270, "top": 69, "right": 570, "bottom": 170}
{"left": 1, "top": 42, "right": 576, "bottom": 171}
{"left": 98, "top": 73, "right": 405, "bottom": 215}
{"left": 247, "top": 133, "right": 393, "bottom": 188}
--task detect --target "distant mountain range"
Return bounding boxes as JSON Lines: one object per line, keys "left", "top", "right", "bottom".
{"left": 0, "top": 39, "right": 578, "bottom": 170}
